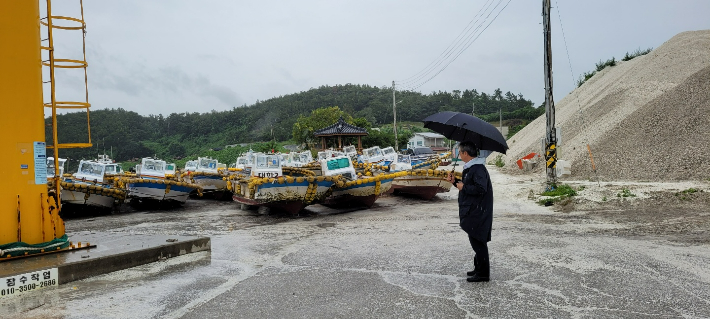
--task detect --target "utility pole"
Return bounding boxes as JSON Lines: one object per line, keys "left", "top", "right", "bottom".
{"left": 472, "top": 101, "right": 475, "bottom": 116}
{"left": 392, "top": 80, "right": 398, "bottom": 150}
{"left": 543, "top": 0, "right": 557, "bottom": 186}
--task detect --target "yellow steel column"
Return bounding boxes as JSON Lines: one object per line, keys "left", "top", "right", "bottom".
{"left": 0, "top": 1, "right": 64, "bottom": 245}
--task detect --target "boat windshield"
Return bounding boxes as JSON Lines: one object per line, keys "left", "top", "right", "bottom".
{"left": 364, "top": 147, "right": 382, "bottom": 157}
{"left": 166, "top": 164, "right": 176, "bottom": 171}
{"left": 79, "top": 162, "right": 104, "bottom": 176}
{"left": 326, "top": 158, "right": 352, "bottom": 170}
{"left": 256, "top": 155, "right": 280, "bottom": 168}
{"left": 185, "top": 161, "right": 198, "bottom": 170}
{"left": 199, "top": 158, "right": 218, "bottom": 169}
{"left": 343, "top": 145, "right": 356, "bottom": 155}
{"left": 382, "top": 147, "right": 395, "bottom": 155}
{"left": 397, "top": 154, "right": 411, "bottom": 164}
{"left": 299, "top": 153, "right": 311, "bottom": 163}
{"left": 143, "top": 160, "right": 165, "bottom": 172}
{"left": 237, "top": 158, "right": 248, "bottom": 165}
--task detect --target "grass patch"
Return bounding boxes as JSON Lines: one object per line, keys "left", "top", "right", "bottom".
{"left": 537, "top": 184, "right": 578, "bottom": 206}
{"left": 541, "top": 184, "right": 578, "bottom": 197}
{"left": 675, "top": 188, "right": 701, "bottom": 200}
{"left": 617, "top": 188, "right": 636, "bottom": 198}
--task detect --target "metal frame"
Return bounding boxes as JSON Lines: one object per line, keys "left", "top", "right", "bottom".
{"left": 40, "top": 0, "right": 93, "bottom": 204}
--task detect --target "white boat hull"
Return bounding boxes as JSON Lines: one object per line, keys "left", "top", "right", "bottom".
{"left": 61, "top": 189, "right": 115, "bottom": 208}
{"left": 192, "top": 175, "right": 227, "bottom": 191}
{"left": 127, "top": 182, "right": 194, "bottom": 204}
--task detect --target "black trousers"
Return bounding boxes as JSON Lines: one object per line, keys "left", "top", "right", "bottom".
{"left": 468, "top": 234, "right": 488, "bottom": 261}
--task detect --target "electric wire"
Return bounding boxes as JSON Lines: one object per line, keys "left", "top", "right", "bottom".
{"left": 396, "top": 0, "right": 503, "bottom": 89}
{"left": 405, "top": 0, "right": 512, "bottom": 92}
{"left": 554, "top": 0, "right": 600, "bottom": 184}
{"left": 396, "top": 0, "right": 513, "bottom": 92}
{"left": 396, "top": 0, "right": 497, "bottom": 85}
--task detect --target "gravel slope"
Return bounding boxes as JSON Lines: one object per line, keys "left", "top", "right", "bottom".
{"left": 503, "top": 30, "right": 710, "bottom": 182}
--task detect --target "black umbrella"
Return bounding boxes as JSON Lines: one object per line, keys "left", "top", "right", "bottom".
{"left": 423, "top": 111, "right": 508, "bottom": 154}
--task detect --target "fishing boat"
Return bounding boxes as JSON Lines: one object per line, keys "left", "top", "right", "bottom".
{"left": 184, "top": 157, "right": 228, "bottom": 195}
{"left": 123, "top": 157, "right": 201, "bottom": 206}
{"left": 229, "top": 152, "right": 337, "bottom": 214}
{"left": 321, "top": 155, "right": 399, "bottom": 208}
{"left": 381, "top": 146, "right": 397, "bottom": 166}
{"left": 388, "top": 154, "right": 452, "bottom": 200}
{"left": 59, "top": 159, "right": 127, "bottom": 209}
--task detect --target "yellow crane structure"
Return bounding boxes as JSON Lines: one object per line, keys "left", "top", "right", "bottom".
{"left": 0, "top": 0, "right": 92, "bottom": 257}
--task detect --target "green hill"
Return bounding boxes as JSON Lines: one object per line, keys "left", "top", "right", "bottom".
{"left": 47, "top": 83, "right": 542, "bottom": 166}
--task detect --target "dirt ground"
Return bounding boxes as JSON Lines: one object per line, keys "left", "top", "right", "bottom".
{"left": 505, "top": 171, "right": 710, "bottom": 244}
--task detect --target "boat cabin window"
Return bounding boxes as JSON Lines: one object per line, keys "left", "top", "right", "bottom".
{"left": 105, "top": 165, "right": 119, "bottom": 174}
{"left": 382, "top": 147, "right": 395, "bottom": 155}
{"left": 256, "top": 155, "right": 280, "bottom": 168}
{"left": 166, "top": 164, "right": 176, "bottom": 171}
{"left": 237, "top": 158, "right": 248, "bottom": 165}
{"left": 326, "top": 158, "right": 352, "bottom": 170}
{"left": 299, "top": 154, "right": 311, "bottom": 163}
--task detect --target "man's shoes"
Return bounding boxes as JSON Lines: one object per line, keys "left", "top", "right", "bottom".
{"left": 466, "top": 256, "right": 479, "bottom": 276}
{"left": 466, "top": 274, "right": 489, "bottom": 282}
{"left": 467, "top": 256, "right": 489, "bottom": 282}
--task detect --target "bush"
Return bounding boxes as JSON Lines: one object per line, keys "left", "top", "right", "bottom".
{"left": 494, "top": 155, "right": 505, "bottom": 167}
{"left": 622, "top": 47, "right": 653, "bottom": 61}
{"left": 595, "top": 57, "right": 616, "bottom": 72}
{"left": 577, "top": 57, "right": 617, "bottom": 88}
{"left": 617, "top": 188, "right": 636, "bottom": 198}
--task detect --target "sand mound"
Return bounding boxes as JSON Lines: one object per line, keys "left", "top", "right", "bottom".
{"left": 503, "top": 30, "right": 710, "bottom": 182}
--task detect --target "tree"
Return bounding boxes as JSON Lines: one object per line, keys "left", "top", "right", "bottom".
{"left": 291, "top": 106, "right": 354, "bottom": 146}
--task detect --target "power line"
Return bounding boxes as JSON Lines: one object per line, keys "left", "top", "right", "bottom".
{"left": 396, "top": 0, "right": 513, "bottom": 91}
{"left": 396, "top": 0, "right": 497, "bottom": 85}
{"left": 404, "top": 0, "right": 513, "bottom": 92}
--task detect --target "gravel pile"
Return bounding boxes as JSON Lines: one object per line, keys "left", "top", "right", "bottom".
{"left": 503, "top": 30, "right": 710, "bottom": 182}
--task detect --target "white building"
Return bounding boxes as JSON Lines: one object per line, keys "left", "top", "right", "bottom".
{"left": 407, "top": 132, "right": 446, "bottom": 149}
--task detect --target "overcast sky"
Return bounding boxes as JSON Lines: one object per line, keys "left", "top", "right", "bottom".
{"left": 44, "top": 0, "right": 710, "bottom": 117}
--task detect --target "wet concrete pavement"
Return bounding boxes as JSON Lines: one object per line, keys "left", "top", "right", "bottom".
{"left": 2, "top": 168, "right": 710, "bottom": 318}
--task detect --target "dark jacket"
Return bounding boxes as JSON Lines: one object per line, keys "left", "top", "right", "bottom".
{"left": 457, "top": 164, "right": 493, "bottom": 242}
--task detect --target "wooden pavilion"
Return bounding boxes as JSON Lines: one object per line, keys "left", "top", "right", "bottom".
{"left": 313, "top": 117, "right": 368, "bottom": 150}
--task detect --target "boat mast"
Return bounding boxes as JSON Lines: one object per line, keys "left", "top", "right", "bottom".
{"left": 543, "top": 0, "right": 557, "bottom": 186}
{"left": 392, "top": 80, "right": 398, "bottom": 151}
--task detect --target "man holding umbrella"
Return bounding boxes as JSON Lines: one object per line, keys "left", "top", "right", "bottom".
{"left": 423, "top": 111, "right": 505, "bottom": 283}
{"left": 447, "top": 141, "right": 493, "bottom": 282}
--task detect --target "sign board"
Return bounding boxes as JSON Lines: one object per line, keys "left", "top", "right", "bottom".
{"left": 0, "top": 268, "right": 58, "bottom": 298}
{"left": 33, "top": 141, "right": 47, "bottom": 184}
